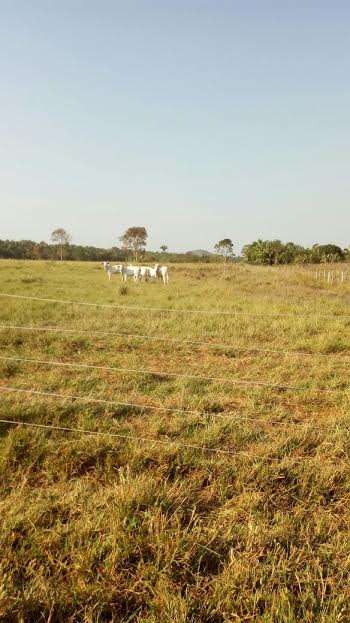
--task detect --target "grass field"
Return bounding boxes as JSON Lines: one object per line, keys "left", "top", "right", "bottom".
{"left": 1, "top": 260, "right": 350, "bottom": 622}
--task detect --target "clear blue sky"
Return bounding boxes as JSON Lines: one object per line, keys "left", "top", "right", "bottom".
{"left": 1, "top": 0, "right": 349, "bottom": 252}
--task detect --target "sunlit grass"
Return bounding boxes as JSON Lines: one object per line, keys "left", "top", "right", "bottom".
{"left": 1, "top": 259, "right": 350, "bottom": 622}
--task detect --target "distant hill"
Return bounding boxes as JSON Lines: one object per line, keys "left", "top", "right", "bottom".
{"left": 186, "top": 249, "right": 214, "bottom": 257}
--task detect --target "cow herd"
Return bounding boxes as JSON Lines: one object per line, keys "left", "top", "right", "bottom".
{"left": 103, "top": 261, "right": 169, "bottom": 284}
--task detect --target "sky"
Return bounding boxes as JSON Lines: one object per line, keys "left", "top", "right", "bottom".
{"left": 1, "top": 0, "right": 349, "bottom": 253}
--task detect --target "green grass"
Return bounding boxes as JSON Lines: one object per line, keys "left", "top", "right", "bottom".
{"left": 1, "top": 259, "right": 350, "bottom": 622}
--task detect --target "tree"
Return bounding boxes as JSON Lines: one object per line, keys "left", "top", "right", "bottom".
{"left": 214, "top": 239, "right": 234, "bottom": 259}
{"left": 243, "top": 239, "right": 296, "bottom": 265}
{"left": 214, "top": 239, "right": 235, "bottom": 275}
{"left": 160, "top": 245, "right": 168, "bottom": 253}
{"left": 51, "top": 228, "right": 72, "bottom": 260}
{"left": 120, "top": 227, "right": 148, "bottom": 261}
{"left": 311, "top": 244, "right": 345, "bottom": 264}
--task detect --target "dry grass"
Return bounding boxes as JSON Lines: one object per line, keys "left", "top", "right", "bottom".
{"left": 1, "top": 260, "right": 350, "bottom": 622}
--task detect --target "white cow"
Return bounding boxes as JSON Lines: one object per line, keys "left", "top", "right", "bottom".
{"left": 155, "top": 264, "right": 169, "bottom": 285}
{"left": 139, "top": 266, "right": 150, "bottom": 281}
{"left": 103, "top": 261, "right": 113, "bottom": 280}
{"left": 105, "top": 264, "right": 123, "bottom": 281}
{"left": 121, "top": 265, "right": 141, "bottom": 282}
{"left": 134, "top": 265, "right": 164, "bottom": 282}
{"left": 146, "top": 266, "right": 158, "bottom": 280}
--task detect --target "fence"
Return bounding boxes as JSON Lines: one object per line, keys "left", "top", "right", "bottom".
{"left": 315, "top": 269, "right": 349, "bottom": 284}
{"left": 1, "top": 284, "right": 350, "bottom": 456}
{"left": 2, "top": 292, "right": 350, "bottom": 319}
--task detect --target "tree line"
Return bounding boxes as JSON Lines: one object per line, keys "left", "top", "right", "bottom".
{"left": 0, "top": 237, "right": 204, "bottom": 263}
{"left": 242, "top": 240, "right": 349, "bottom": 265}
{"left": 0, "top": 239, "right": 178, "bottom": 262}
{"left": 0, "top": 228, "right": 348, "bottom": 265}
{"left": 0, "top": 227, "right": 228, "bottom": 263}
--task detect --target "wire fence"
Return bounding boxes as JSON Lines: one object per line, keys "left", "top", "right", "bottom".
{"left": 1, "top": 382, "right": 347, "bottom": 425}
{"left": 0, "top": 416, "right": 316, "bottom": 461}
{"left": 1, "top": 323, "right": 350, "bottom": 360}
{"left": 0, "top": 354, "right": 347, "bottom": 395}
{"left": 1, "top": 385, "right": 346, "bottom": 459}
{"left": 0, "top": 383, "right": 200, "bottom": 416}
{"left": 1, "top": 292, "right": 350, "bottom": 320}
{"left": 0, "top": 414, "right": 240, "bottom": 457}
{"left": 1, "top": 288, "right": 350, "bottom": 456}
{"left": 315, "top": 269, "right": 350, "bottom": 284}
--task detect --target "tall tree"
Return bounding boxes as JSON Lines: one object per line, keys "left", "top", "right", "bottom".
{"left": 214, "top": 239, "right": 235, "bottom": 275}
{"left": 160, "top": 245, "right": 168, "bottom": 253}
{"left": 120, "top": 227, "right": 148, "bottom": 261}
{"left": 51, "top": 228, "right": 72, "bottom": 260}
{"left": 214, "top": 238, "right": 234, "bottom": 273}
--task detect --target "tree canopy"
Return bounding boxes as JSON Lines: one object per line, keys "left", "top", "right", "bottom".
{"left": 120, "top": 227, "right": 148, "bottom": 261}
{"left": 243, "top": 240, "right": 347, "bottom": 265}
{"left": 214, "top": 239, "right": 235, "bottom": 260}
{"left": 50, "top": 228, "right": 72, "bottom": 260}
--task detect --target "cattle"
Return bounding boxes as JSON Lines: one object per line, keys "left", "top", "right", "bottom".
{"left": 103, "top": 261, "right": 169, "bottom": 284}
{"left": 103, "top": 261, "right": 113, "bottom": 280}
{"left": 159, "top": 266, "right": 169, "bottom": 285}
{"left": 121, "top": 265, "right": 141, "bottom": 282}
{"left": 139, "top": 266, "right": 151, "bottom": 281}
{"left": 146, "top": 266, "right": 158, "bottom": 280}
{"left": 155, "top": 264, "right": 169, "bottom": 284}
{"left": 104, "top": 263, "right": 123, "bottom": 281}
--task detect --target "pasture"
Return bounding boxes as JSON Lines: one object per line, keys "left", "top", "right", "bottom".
{"left": 1, "top": 260, "right": 350, "bottom": 622}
